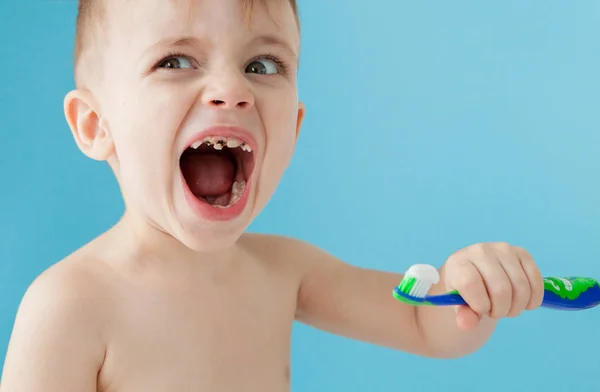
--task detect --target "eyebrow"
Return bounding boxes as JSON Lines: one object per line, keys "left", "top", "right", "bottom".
{"left": 249, "top": 34, "right": 299, "bottom": 60}
{"left": 144, "top": 34, "right": 298, "bottom": 60}
{"left": 154, "top": 36, "right": 202, "bottom": 50}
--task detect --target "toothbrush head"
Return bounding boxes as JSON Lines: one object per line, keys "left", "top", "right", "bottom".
{"left": 393, "top": 264, "right": 440, "bottom": 306}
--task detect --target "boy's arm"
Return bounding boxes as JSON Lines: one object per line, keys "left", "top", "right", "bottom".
{"left": 294, "top": 239, "right": 541, "bottom": 358}
{"left": 0, "top": 267, "right": 106, "bottom": 391}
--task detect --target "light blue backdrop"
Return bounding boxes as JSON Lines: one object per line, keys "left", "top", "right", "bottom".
{"left": 1, "top": 1, "right": 599, "bottom": 391}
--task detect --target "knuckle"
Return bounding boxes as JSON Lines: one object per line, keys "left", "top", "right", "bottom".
{"left": 493, "top": 242, "right": 519, "bottom": 260}
{"left": 490, "top": 280, "right": 512, "bottom": 298}
{"left": 462, "top": 243, "right": 489, "bottom": 260}
{"left": 451, "top": 267, "right": 479, "bottom": 290}
{"left": 493, "top": 242, "right": 513, "bottom": 251}
{"left": 514, "top": 275, "right": 531, "bottom": 290}
{"left": 511, "top": 288, "right": 526, "bottom": 303}
{"left": 514, "top": 246, "right": 532, "bottom": 259}
{"left": 473, "top": 242, "right": 490, "bottom": 254}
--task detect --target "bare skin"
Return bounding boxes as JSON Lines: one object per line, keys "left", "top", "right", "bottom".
{"left": 2, "top": 223, "right": 296, "bottom": 391}
{"left": 0, "top": 219, "right": 544, "bottom": 392}
{"left": 0, "top": 0, "right": 545, "bottom": 390}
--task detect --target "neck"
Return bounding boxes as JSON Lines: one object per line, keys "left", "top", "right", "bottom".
{"left": 111, "top": 209, "right": 239, "bottom": 268}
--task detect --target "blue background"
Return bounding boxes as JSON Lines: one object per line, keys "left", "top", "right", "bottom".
{"left": 1, "top": 1, "right": 599, "bottom": 391}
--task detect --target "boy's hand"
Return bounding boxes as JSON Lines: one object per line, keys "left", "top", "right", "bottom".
{"left": 442, "top": 242, "right": 545, "bottom": 331}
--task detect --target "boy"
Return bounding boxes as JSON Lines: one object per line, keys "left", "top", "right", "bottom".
{"left": 0, "top": 0, "right": 544, "bottom": 391}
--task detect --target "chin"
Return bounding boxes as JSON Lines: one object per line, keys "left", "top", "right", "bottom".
{"left": 171, "top": 209, "right": 252, "bottom": 254}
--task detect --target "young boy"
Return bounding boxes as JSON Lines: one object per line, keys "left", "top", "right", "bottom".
{"left": 0, "top": 0, "right": 545, "bottom": 391}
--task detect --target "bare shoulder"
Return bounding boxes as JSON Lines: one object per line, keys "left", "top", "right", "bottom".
{"left": 238, "top": 232, "right": 347, "bottom": 295}
{"left": 0, "top": 242, "right": 116, "bottom": 390}
{"left": 9, "top": 243, "right": 115, "bottom": 349}
{"left": 239, "top": 232, "right": 335, "bottom": 271}
{"left": 23, "top": 248, "right": 115, "bottom": 322}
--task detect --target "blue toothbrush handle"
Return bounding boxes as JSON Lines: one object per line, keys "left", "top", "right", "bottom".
{"left": 424, "top": 292, "right": 467, "bottom": 306}
{"left": 424, "top": 277, "right": 600, "bottom": 311}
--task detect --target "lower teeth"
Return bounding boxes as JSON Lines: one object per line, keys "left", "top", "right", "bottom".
{"left": 214, "top": 181, "right": 246, "bottom": 208}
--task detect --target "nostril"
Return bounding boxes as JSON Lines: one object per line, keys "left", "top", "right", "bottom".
{"left": 208, "top": 99, "right": 250, "bottom": 108}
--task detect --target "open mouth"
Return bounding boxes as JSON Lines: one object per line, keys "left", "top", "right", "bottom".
{"left": 179, "top": 136, "right": 255, "bottom": 208}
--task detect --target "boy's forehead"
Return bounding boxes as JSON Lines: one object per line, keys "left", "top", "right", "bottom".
{"left": 104, "top": 0, "right": 299, "bottom": 54}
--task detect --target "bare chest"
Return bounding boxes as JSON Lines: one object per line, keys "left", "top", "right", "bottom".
{"left": 98, "top": 262, "right": 297, "bottom": 392}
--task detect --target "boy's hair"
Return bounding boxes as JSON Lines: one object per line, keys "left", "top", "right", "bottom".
{"left": 73, "top": 0, "right": 299, "bottom": 85}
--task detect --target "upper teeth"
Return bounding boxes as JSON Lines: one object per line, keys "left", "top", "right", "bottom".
{"left": 190, "top": 136, "right": 252, "bottom": 152}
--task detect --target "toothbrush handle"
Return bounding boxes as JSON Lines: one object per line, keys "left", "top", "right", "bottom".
{"left": 425, "top": 276, "right": 600, "bottom": 311}
{"left": 539, "top": 277, "right": 600, "bottom": 310}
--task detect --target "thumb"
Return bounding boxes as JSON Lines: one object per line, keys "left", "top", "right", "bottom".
{"left": 455, "top": 305, "right": 481, "bottom": 331}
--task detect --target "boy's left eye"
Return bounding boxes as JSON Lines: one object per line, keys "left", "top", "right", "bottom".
{"left": 245, "top": 59, "right": 279, "bottom": 75}
{"left": 158, "top": 56, "right": 194, "bottom": 69}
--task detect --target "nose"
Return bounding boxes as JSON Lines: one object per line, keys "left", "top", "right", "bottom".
{"left": 202, "top": 69, "right": 255, "bottom": 110}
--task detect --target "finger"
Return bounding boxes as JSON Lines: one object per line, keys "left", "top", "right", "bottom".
{"left": 469, "top": 247, "right": 512, "bottom": 319}
{"left": 492, "top": 244, "right": 531, "bottom": 318}
{"left": 455, "top": 305, "right": 481, "bottom": 331}
{"left": 515, "top": 247, "right": 544, "bottom": 310}
{"left": 445, "top": 259, "right": 491, "bottom": 317}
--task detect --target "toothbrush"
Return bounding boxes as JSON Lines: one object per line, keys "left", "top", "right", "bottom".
{"left": 393, "top": 264, "right": 600, "bottom": 311}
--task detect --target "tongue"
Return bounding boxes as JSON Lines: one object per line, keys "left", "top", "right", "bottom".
{"left": 180, "top": 153, "right": 235, "bottom": 197}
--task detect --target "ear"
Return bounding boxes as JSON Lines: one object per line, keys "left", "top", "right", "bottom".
{"left": 64, "top": 89, "right": 114, "bottom": 161}
{"left": 295, "top": 101, "right": 306, "bottom": 140}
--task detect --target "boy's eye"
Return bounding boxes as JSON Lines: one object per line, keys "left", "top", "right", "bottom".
{"left": 158, "top": 56, "right": 194, "bottom": 70}
{"left": 245, "top": 59, "right": 279, "bottom": 75}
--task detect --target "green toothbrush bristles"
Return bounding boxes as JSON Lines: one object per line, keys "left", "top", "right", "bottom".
{"left": 398, "top": 275, "right": 418, "bottom": 295}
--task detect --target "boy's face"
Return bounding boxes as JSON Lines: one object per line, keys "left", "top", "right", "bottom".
{"left": 70, "top": 0, "right": 304, "bottom": 252}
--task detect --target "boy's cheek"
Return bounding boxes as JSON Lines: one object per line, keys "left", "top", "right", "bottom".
{"left": 109, "top": 91, "right": 184, "bottom": 146}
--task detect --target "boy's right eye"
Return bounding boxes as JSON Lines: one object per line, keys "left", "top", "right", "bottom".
{"left": 157, "top": 56, "right": 194, "bottom": 70}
